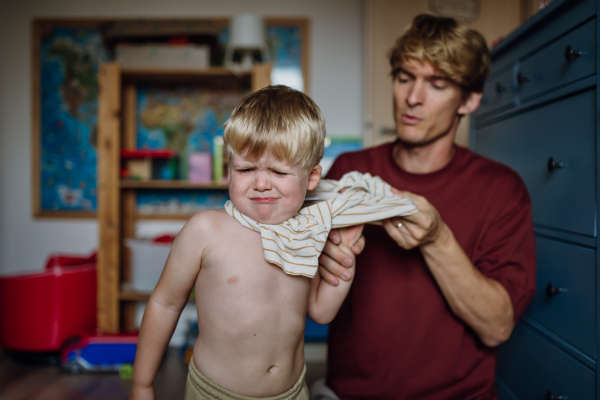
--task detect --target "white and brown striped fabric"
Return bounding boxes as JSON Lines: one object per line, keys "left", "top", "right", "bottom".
{"left": 225, "top": 171, "right": 417, "bottom": 277}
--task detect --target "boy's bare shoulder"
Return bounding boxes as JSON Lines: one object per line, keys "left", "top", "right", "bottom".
{"left": 185, "top": 209, "right": 234, "bottom": 232}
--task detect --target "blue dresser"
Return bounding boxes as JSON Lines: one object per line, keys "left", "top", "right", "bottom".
{"left": 471, "top": 0, "right": 599, "bottom": 398}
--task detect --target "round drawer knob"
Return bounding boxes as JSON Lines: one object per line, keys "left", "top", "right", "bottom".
{"left": 517, "top": 72, "right": 531, "bottom": 85}
{"left": 565, "top": 45, "right": 582, "bottom": 62}
{"left": 495, "top": 81, "right": 509, "bottom": 93}
{"left": 547, "top": 157, "right": 564, "bottom": 172}
{"left": 546, "top": 390, "right": 563, "bottom": 400}
{"left": 546, "top": 283, "right": 564, "bottom": 298}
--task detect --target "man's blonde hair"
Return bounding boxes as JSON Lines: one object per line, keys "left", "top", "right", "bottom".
{"left": 223, "top": 85, "right": 326, "bottom": 170}
{"left": 389, "top": 14, "right": 491, "bottom": 93}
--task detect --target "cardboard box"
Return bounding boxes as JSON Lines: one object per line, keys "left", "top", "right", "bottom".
{"left": 116, "top": 44, "right": 210, "bottom": 69}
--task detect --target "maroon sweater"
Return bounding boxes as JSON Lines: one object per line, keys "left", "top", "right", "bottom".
{"left": 325, "top": 142, "right": 536, "bottom": 400}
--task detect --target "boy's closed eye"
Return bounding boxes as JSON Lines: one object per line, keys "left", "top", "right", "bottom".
{"left": 272, "top": 170, "right": 288, "bottom": 177}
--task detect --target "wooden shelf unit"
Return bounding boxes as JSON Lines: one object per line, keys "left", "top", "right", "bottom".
{"left": 120, "top": 180, "right": 229, "bottom": 189}
{"left": 97, "top": 62, "right": 271, "bottom": 333}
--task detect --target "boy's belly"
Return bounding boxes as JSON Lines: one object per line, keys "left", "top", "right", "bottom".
{"left": 192, "top": 249, "right": 310, "bottom": 397}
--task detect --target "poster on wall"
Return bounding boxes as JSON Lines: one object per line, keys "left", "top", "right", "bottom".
{"left": 33, "top": 18, "right": 309, "bottom": 218}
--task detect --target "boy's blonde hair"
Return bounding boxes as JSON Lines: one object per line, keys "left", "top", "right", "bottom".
{"left": 389, "top": 14, "right": 491, "bottom": 94}
{"left": 223, "top": 85, "right": 326, "bottom": 170}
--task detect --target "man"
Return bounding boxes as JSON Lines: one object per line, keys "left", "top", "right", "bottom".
{"left": 317, "top": 14, "right": 536, "bottom": 399}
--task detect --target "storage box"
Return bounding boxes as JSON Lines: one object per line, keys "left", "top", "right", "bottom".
{"left": 0, "top": 253, "right": 97, "bottom": 352}
{"left": 125, "top": 239, "right": 172, "bottom": 292}
{"left": 116, "top": 44, "right": 210, "bottom": 69}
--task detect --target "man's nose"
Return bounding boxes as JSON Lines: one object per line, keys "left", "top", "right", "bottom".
{"left": 406, "top": 80, "right": 425, "bottom": 107}
{"left": 253, "top": 172, "right": 272, "bottom": 191}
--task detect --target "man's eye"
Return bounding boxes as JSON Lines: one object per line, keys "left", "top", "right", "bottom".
{"left": 432, "top": 81, "right": 446, "bottom": 90}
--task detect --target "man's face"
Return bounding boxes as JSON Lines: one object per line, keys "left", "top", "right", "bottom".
{"left": 228, "top": 150, "right": 321, "bottom": 225}
{"left": 392, "top": 58, "right": 466, "bottom": 146}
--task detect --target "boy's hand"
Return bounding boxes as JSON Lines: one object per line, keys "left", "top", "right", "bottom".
{"left": 129, "top": 385, "right": 155, "bottom": 400}
{"left": 318, "top": 224, "right": 365, "bottom": 286}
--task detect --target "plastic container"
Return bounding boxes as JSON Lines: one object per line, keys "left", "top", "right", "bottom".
{"left": 125, "top": 238, "right": 172, "bottom": 292}
{"left": 0, "top": 253, "right": 97, "bottom": 352}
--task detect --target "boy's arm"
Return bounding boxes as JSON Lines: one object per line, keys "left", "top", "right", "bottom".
{"left": 307, "top": 224, "right": 364, "bottom": 324}
{"left": 129, "top": 213, "right": 207, "bottom": 400}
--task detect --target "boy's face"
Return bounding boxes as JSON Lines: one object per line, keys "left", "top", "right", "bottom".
{"left": 228, "top": 150, "right": 322, "bottom": 225}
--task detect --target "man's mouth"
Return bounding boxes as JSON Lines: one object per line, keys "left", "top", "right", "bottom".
{"left": 402, "top": 114, "right": 421, "bottom": 124}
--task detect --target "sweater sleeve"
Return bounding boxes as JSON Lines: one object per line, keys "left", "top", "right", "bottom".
{"left": 472, "top": 174, "right": 537, "bottom": 322}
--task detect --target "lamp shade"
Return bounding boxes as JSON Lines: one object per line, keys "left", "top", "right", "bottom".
{"left": 229, "top": 14, "right": 265, "bottom": 49}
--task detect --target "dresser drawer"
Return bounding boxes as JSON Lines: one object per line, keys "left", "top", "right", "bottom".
{"left": 489, "top": 0, "right": 595, "bottom": 73}
{"left": 525, "top": 237, "right": 596, "bottom": 357}
{"left": 477, "top": 68, "right": 515, "bottom": 116}
{"left": 497, "top": 323, "right": 595, "bottom": 400}
{"left": 518, "top": 19, "right": 596, "bottom": 103}
{"left": 475, "top": 89, "right": 596, "bottom": 236}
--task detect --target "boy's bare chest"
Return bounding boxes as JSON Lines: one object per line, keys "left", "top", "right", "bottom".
{"left": 197, "top": 221, "right": 310, "bottom": 306}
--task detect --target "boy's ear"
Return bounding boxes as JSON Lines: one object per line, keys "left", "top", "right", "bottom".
{"left": 458, "top": 91, "right": 483, "bottom": 115}
{"left": 307, "top": 165, "right": 322, "bottom": 191}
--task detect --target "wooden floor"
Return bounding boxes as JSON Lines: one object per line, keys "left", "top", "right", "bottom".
{"left": 0, "top": 348, "right": 327, "bottom": 400}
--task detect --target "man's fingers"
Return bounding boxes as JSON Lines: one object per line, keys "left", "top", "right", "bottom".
{"left": 322, "top": 240, "right": 353, "bottom": 267}
{"left": 382, "top": 218, "right": 411, "bottom": 249}
{"left": 339, "top": 224, "right": 365, "bottom": 248}
{"left": 319, "top": 248, "right": 354, "bottom": 281}
{"left": 319, "top": 264, "right": 340, "bottom": 286}
{"left": 328, "top": 228, "right": 341, "bottom": 245}
{"left": 352, "top": 234, "right": 365, "bottom": 255}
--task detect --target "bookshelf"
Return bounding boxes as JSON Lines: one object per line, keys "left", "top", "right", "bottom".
{"left": 97, "top": 62, "right": 271, "bottom": 332}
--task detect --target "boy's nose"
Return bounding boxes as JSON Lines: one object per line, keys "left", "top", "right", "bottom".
{"left": 253, "top": 173, "right": 272, "bottom": 191}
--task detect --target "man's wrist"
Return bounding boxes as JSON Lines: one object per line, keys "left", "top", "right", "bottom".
{"left": 420, "top": 221, "right": 453, "bottom": 253}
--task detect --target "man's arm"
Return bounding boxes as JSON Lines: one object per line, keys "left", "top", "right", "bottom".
{"left": 381, "top": 190, "right": 514, "bottom": 347}
{"left": 308, "top": 240, "right": 357, "bottom": 324}
{"left": 129, "top": 214, "right": 206, "bottom": 400}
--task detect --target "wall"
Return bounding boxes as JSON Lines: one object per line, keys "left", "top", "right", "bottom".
{"left": 0, "top": 0, "right": 363, "bottom": 274}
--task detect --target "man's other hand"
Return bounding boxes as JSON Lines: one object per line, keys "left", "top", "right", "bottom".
{"left": 318, "top": 224, "right": 365, "bottom": 286}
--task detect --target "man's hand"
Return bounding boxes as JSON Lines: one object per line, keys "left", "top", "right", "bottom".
{"left": 318, "top": 224, "right": 365, "bottom": 286}
{"left": 381, "top": 188, "right": 445, "bottom": 250}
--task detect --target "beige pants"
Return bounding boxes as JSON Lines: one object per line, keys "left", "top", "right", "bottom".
{"left": 185, "top": 359, "right": 310, "bottom": 400}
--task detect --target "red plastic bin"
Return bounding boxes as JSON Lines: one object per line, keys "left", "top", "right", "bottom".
{"left": 0, "top": 253, "right": 97, "bottom": 352}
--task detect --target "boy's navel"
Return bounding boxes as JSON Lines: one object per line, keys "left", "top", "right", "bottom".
{"left": 227, "top": 276, "right": 239, "bottom": 284}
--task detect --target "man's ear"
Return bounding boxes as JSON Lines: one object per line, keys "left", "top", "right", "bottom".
{"left": 307, "top": 165, "right": 322, "bottom": 190}
{"left": 458, "top": 91, "right": 483, "bottom": 115}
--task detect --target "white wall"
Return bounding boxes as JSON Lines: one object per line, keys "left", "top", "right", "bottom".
{"left": 0, "top": 0, "right": 363, "bottom": 274}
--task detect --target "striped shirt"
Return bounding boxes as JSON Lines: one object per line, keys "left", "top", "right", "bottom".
{"left": 225, "top": 171, "right": 417, "bottom": 277}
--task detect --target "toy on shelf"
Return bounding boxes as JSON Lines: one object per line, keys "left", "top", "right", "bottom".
{"left": 188, "top": 152, "right": 212, "bottom": 183}
{"left": 0, "top": 252, "right": 97, "bottom": 353}
{"left": 121, "top": 149, "right": 177, "bottom": 181}
{"left": 61, "top": 333, "right": 138, "bottom": 375}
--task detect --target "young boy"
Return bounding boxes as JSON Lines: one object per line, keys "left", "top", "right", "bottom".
{"left": 129, "top": 85, "right": 362, "bottom": 400}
